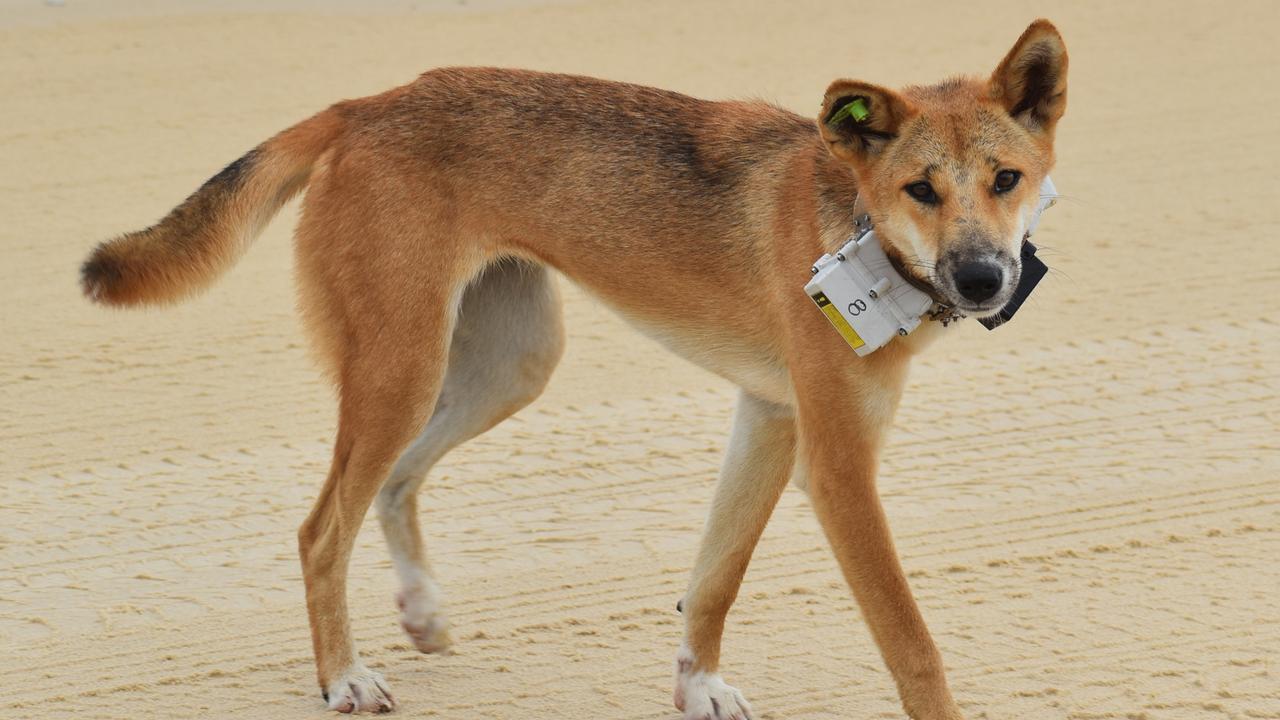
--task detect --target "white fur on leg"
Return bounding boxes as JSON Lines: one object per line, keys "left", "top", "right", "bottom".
{"left": 394, "top": 571, "right": 453, "bottom": 654}
{"left": 674, "top": 644, "right": 753, "bottom": 720}
{"left": 381, "top": 480, "right": 453, "bottom": 654}
{"left": 324, "top": 664, "right": 395, "bottom": 714}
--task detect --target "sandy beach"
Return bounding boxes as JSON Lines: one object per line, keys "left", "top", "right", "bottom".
{"left": 2, "top": 0, "right": 1278, "bottom": 717}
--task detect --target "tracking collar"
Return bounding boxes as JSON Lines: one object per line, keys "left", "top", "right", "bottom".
{"left": 805, "top": 176, "right": 1057, "bottom": 356}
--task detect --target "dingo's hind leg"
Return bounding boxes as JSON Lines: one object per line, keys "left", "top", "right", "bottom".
{"left": 298, "top": 284, "right": 462, "bottom": 714}
{"left": 294, "top": 159, "right": 484, "bottom": 713}
{"left": 376, "top": 259, "right": 565, "bottom": 654}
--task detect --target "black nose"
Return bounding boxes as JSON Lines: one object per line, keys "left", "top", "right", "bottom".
{"left": 953, "top": 261, "right": 1004, "bottom": 303}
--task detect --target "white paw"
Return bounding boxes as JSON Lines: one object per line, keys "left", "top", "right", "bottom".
{"left": 396, "top": 589, "right": 453, "bottom": 654}
{"left": 324, "top": 666, "right": 396, "bottom": 714}
{"left": 674, "top": 648, "right": 753, "bottom": 720}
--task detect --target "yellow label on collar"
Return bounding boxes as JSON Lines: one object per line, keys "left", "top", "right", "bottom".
{"left": 811, "top": 292, "right": 865, "bottom": 350}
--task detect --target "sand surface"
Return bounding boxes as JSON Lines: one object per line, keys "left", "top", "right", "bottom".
{"left": 2, "top": 0, "right": 1278, "bottom": 717}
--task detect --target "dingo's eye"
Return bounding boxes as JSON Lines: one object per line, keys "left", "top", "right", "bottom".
{"left": 994, "top": 170, "right": 1021, "bottom": 193}
{"left": 905, "top": 181, "right": 938, "bottom": 204}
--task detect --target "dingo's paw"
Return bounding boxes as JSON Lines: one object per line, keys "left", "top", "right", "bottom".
{"left": 674, "top": 648, "right": 753, "bottom": 720}
{"left": 323, "top": 666, "right": 395, "bottom": 714}
{"left": 396, "top": 589, "right": 453, "bottom": 654}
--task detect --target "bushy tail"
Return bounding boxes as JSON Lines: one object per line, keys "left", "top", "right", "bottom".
{"left": 80, "top": 107, "right": 346, "bottom": 306}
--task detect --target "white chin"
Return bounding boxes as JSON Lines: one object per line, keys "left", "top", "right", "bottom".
{"left": 955, "top": 299, "right": 1008, "bottom": 316}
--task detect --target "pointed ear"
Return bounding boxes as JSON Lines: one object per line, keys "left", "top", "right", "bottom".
{"left": 817, "top": 80, "right": 913, "bottom": 163}
{"left": 989, "top": 19, "right": 1068, "bottom": 137}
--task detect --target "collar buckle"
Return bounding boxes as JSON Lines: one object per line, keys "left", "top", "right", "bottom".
{"left": 928, "top": 304, "right": 966, "bottom": 327}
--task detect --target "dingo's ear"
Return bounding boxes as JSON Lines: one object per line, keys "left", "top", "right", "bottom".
{"left": 990, "top": 19, "right": 1068, "bottom": 137}
{"left": 818, "top": 80, "right": 914, "bottom": 164}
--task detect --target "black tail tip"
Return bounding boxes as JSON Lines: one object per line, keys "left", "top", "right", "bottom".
{"left": 80, "top": 248, "right": 123, "bottom": 304}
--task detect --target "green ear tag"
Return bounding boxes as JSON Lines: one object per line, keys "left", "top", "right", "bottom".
{"left": 846, "top": 97, "right": 870, "bottom": 122}
{"left": 828, "top": 96, "right": 871, "bottom": 125}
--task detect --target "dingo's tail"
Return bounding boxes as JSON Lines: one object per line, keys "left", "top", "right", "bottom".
{"left": 80, "top": 107, "right": 346, "bottom": 306}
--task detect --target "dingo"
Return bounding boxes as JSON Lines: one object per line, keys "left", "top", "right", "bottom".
{"left": 81, "top": 20, "right": 1067, "bottom": 719}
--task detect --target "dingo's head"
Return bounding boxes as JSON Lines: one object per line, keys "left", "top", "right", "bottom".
{"left": 818, "top": 20, "right": 1067, "bottom": 316}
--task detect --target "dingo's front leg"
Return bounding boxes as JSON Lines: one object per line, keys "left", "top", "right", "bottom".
{"left": 675, "top": 391, "right": 796, "bottom": 720}
{"left": 791, "top": 348, "right": 962, "bottom": 720}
